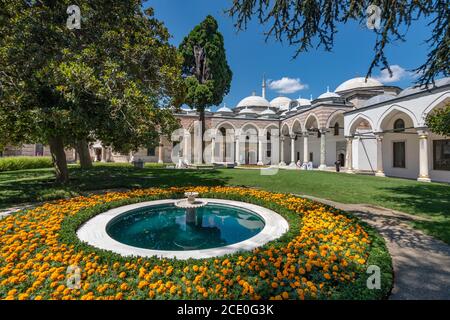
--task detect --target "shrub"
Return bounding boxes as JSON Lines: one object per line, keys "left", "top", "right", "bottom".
{"left": 0, "top": 156, "right": 53, "bottom": 172}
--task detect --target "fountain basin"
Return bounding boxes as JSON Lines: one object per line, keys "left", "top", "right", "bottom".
{"left": 77, "top": 198, "right": 289, "bottom": 260}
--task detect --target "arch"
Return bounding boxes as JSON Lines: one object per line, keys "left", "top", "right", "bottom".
{"left": 305, "top": 113, "right": 320, "bottom": 130}
{"left": 421, "top": 92, "right": 450, "bottom": 125}
{"left": 281, "top": 123, "right": 291, "bottom": 136}
{"left": 238, "top": 122, "right": 260, "bottom": 136}
{"left": 261, "top": 123, "right": 279, "bottom": 136}
{"left": 291, "top": 118, "right": 304, "bottom": 134}
{"left": 347, "top": 113, "right": 375, "bottom": 136}
{"left": 216, "top": 120, "right": 237, "bottom": 131}
{"left": 325, "top": 109, "right": 346, "bottom": 129}
{"left": 376, "top": 104, "right": 419, "bottom": 132}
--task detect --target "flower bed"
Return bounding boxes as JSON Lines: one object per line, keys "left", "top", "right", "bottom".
{"left": 0, "top": 187, "right": 392, "bottom": 300}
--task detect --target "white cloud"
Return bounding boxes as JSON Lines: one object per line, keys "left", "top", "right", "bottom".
{"left": 373, "top": 65, "right": 416, "bottom": 83}
{"left": 268, "top": 77, "right": 308, "bottom": 94}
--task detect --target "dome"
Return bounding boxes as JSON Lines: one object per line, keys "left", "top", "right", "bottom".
{"left": 362, "top": 94, "right": 396, "bottom": 107}
{"left": 398, "top": 77, "right": 450, "bottom": 98}
{"left": 279, "top": 104, "right": 289, "bottom": 112}
{"left": 237, "top": 95, "right": 270, "bottom": 108}
{"left": 335, "top": 77, "right": 383, "bottom": 93}
{"left": 297, "top": 98, "right": 312, "bottom": 106}
{"left": 318, "top": 89, "right": 340, "bottom": 99}
{"left": 216, "top": 104, "right": 233, "bottom": 113}
{"left": 270, "top": 96, "right": 292, "bottom": 108}
{"left": 259, "top": 108, "right": 276, "bottom": 116}
{"left": 238, "top": 107, "right": 258, "bottom": 115}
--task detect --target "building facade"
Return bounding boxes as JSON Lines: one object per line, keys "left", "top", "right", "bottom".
{"left": 2, "top": 77, "right": 449, "bottom": 183}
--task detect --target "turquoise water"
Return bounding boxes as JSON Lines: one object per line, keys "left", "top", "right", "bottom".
{"left": 106, "top": 203, "right": 265, "bottom": 251}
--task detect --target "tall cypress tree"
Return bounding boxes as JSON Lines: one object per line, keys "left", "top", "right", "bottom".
{"left": 179, "top": 16, "right": 233, "bottom": 163}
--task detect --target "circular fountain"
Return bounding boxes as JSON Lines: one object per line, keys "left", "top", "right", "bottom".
{"left": 78, "top": 194, "right": 289, "bottom": 259}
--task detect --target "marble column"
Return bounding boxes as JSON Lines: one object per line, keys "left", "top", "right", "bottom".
{"left": 319, "top": 129, "right": 327, "bottom": 170}
{"left": 345, "top": 137, "right": 354, "bottom": 173}
{"left": 375, "top": 133, "right": 385, "bottom": 177}
{"left": 183, "top": 133, "right": 190, "bottom": 163}
{"left": 289, "top": 134, "right": 296, "bottom": 166}
{"left": 417, "top": 130, "right": 431, "bottom": 182}
{"left": 303, "top": 131, "right": 309, "bottom": 163}
{"left": 279, "top": 136, "right": 286, "bottom": 166}
{"left": 210, "top": 136, "right": 216, "bottom": 164}
{"left": 235, "top": 136, "right": 240, "bottom": 165}
{"left": 257, "top": 136, "right": 264, "bottom": 166}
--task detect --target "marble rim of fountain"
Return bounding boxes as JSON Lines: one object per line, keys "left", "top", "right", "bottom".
{"left": 76, "top": 198, "right": 289, "bottom": 260}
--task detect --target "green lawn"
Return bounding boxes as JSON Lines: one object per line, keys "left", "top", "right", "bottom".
{"left": 1, "top": 163, "right": 449, "bottom": 244}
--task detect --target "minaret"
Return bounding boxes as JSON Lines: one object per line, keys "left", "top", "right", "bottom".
{"left": 262, "top": 74, "right": 266, "bottom": 99}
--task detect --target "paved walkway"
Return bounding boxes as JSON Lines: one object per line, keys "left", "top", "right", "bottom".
{"left": 298, "top": 194, "right": 450, "bottom": 300}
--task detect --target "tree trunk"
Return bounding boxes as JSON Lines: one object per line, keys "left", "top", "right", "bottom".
{"left": 76, "top": 139, "right": 93, "bottom": 169}
{"left": 49, "top": 136, "right": 69, "bottom": 184}
{"left": 200, "top": 109, "right": 205, "bottom": 164}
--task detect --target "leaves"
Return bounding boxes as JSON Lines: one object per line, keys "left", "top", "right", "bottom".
{"left": 426, "top": 104, "right": 450, "bottom": 136}
{"left": 0, "top": 0, "right": 184, "bottom": 155}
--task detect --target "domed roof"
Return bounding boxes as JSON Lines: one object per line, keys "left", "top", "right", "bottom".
{"left": 398, "top": 77, "right": 450, "bottom": 98}
{"left": 237, "top": 95, "right": 270, "bottom": 108}
{"left": 362, "top": 94, "right": 396, "bottom": 107}
{"left": 259, "top": 108, "right": 276, "bottom": 116}
{"left": 335, "top": 77, "right": 383, "bottom": 93}
{"left": 318, "top": 88, "right": 340, "bottom": 99}
{"left": 216, "top": 104, "right": 233, "bottom": 113}
{"left": 238, "top": 107, "right": 258, "bottom": 115}
{"left": 270, "top": 96, "right": 292, "bottom": 108}
{"left": 297, "top": 98, "right": 312, "bottom": 106}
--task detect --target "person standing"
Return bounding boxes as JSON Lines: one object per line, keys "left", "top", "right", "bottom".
{"left": 334, "top": 159, "right": 341, "bottom": 172}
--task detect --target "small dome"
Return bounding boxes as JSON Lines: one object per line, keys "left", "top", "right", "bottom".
{"left": 318, "top": 89, "right": 340, "bottom": 99}
{"left": 335, "top": 77, "right": 383, "bottom": 93}
{"left": 237, "top": 95, "right": 270, "bottom": 108}
{"left": 297, "top": 98, "right": 312, "bottom": 106}
{"left": 270, "top": 96, "right": 292, "bottom": 108}
{"left": 216, "top": 104, "right": 233, "bottom": 113}
{"left": 362, "top": 94, "right": 396, "bottom": 107}
{"left": 259, "top": 108, "right": 276, "bottom": 116}
{"left": 238, "top": 107, "right": 258, "bottom": 115}
{"left": 398, "top": 77, "right": 450, "bottom": 98}
{"left": 279, "top": 104, "right": 289, "bottom": 112}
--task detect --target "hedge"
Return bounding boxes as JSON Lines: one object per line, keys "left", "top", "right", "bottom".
{"left": 0, "top": 156, "right": 53, "bottom": 172}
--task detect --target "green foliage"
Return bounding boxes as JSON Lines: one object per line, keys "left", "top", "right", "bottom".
{"left": 0, "top": 157, "right": 53, "bottom": 172}
{"left": 426, "top": 104, "right": 450, "bottom": 136}
{"left": 179, "top": 15, "right": 232, "bottom": 109}
{"left": 0, "top": 1, "right": 184, "bottom": 160}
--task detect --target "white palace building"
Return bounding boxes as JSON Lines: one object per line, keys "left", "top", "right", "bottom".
{"left": 2, "top": 76, "right": 450, "bottom": 183}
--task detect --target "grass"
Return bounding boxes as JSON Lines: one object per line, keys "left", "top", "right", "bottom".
{"left": 0, "top": 163, "right": 449, "bottom": 244}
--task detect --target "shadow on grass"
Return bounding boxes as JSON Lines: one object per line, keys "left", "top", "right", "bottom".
{"left": 375, "top": 184, "right": 450, "bottom": 217}
{"left": 0, "top": 167, "right": 231, "bottom": 208}
{"left": 375, "top": 184, "right": 450, "bottom": 244}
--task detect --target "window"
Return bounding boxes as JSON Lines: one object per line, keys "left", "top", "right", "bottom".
{"left": 393, "top": 141, "right": 406, "bottom": 168}
{"left": 334, "top": 122, "right": 340, "bottom": 136}
{"left": 147, "top": 147, "right": 155, "bottom": 157}
{"left": 433, "top": 140, "right": 450, "bottom": 171}
{"left": 394, "top": 119, "right": 405, "bottom": 132}
{"left": 309, "top": 152, "right": 313, "bottom": 162}
{"left": 317, "top": 131, "right": 321, "bottom": 138}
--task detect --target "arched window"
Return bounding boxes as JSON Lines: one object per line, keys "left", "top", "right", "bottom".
{"left": 266, "top": 131, "right": 271, "bottom": 141}
{"left": 317, "top": 130, "right": 321, "bottom": 138}
{"left": 334, "top": 122, "right": 340, "bottom": 136}
{"left": 394, "top": 119, "right": 405, "bottom": 132}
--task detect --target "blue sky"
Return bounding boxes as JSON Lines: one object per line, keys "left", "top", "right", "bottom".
{"left": 148, "top": 0, "right": 433, "bottom": 109}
